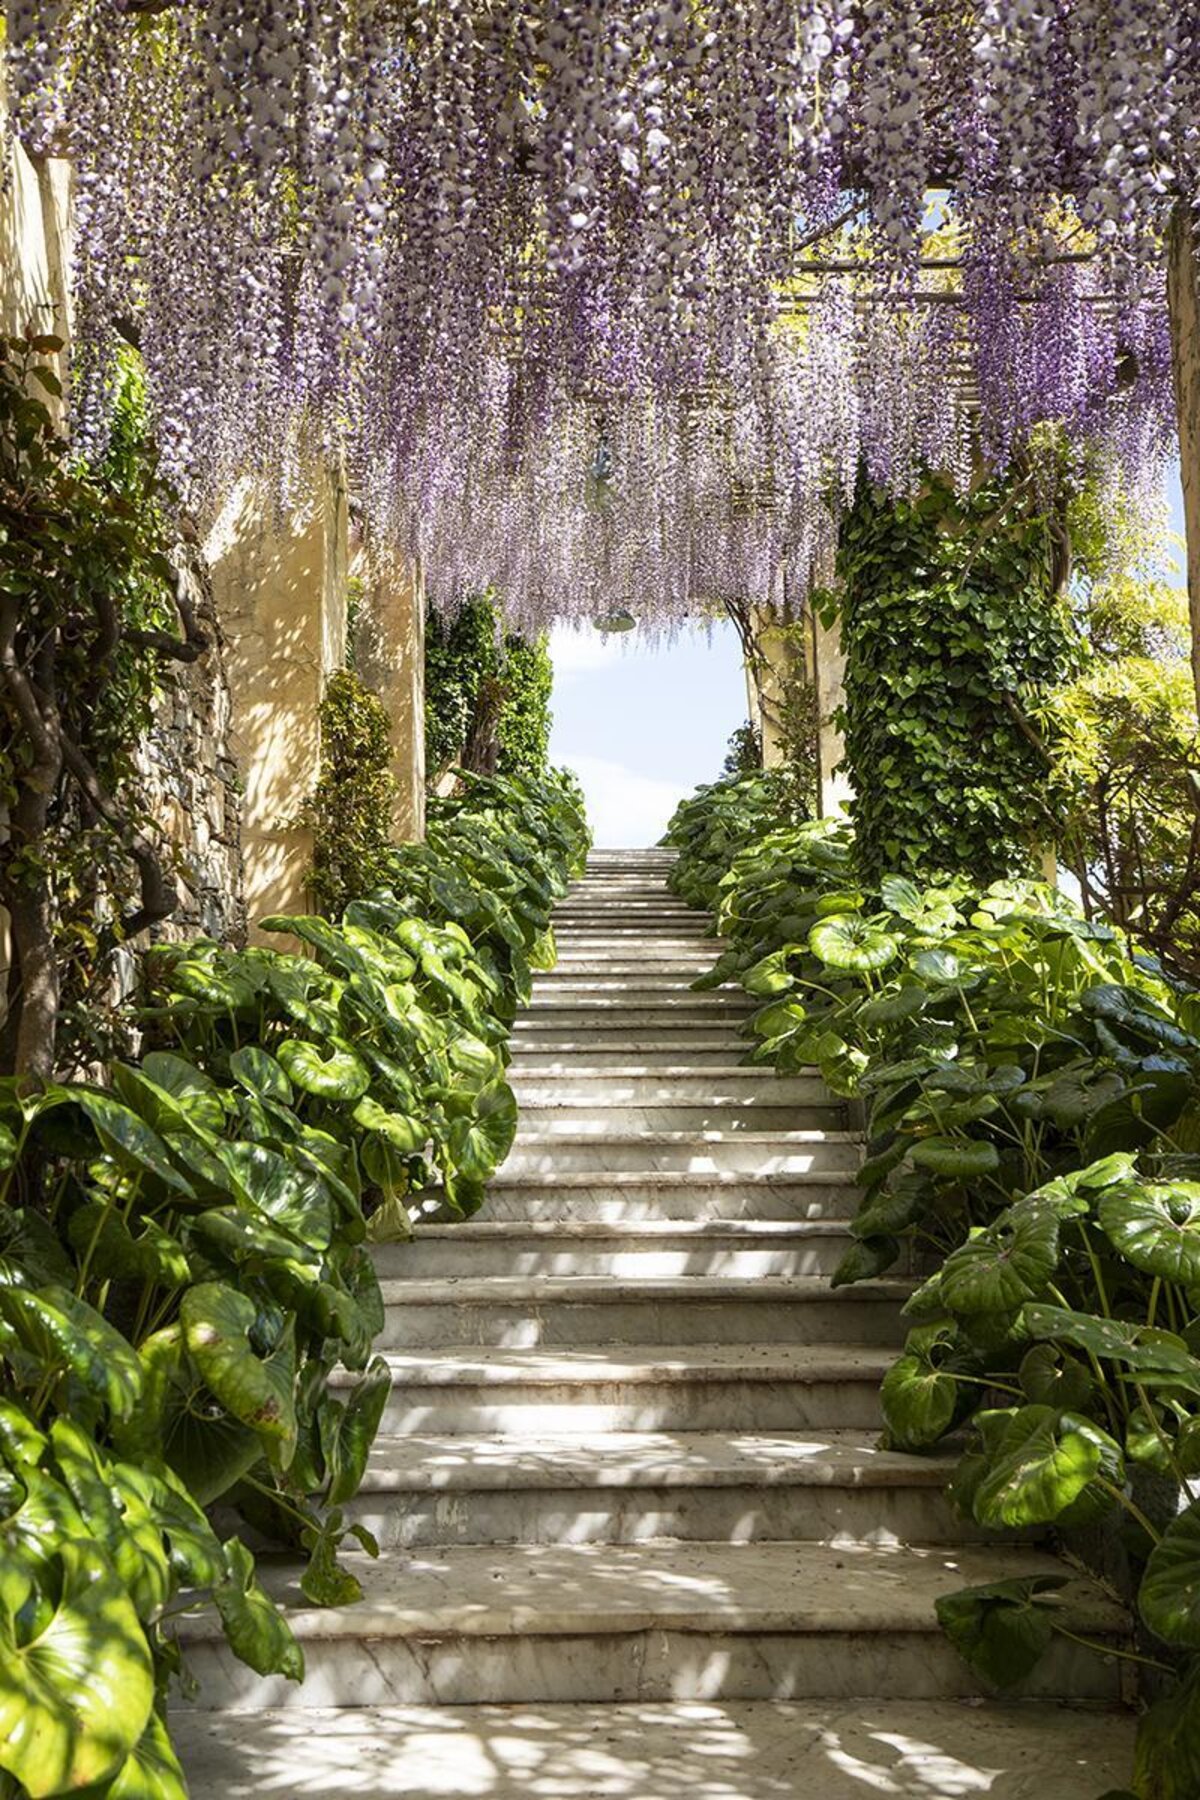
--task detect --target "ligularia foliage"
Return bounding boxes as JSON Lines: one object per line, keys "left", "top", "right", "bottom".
{"left": 3, "top": 1, "right": 1191, "bottom": 626}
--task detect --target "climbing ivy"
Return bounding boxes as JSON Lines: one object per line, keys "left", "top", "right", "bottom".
{"left": 425, "top": 597, "right": 553, "bottom": 783}
{"left": 306, "top": 670, "right": 398, "bottom": 917}
{"left": 828, "top": 470, "right": 1079, "bottom": 888}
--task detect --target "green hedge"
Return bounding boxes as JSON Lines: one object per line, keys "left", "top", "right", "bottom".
{"left": 0, "top": 767, "right": 588, "bottom": 1800}
{"left": 425, "top": 597, "right": 553, "bottom": 781}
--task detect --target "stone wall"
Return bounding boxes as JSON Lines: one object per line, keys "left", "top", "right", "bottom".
{"left": 139, "top": 544, "right": 246, "bottom": 947}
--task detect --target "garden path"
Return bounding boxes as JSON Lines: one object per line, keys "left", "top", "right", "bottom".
{"left": 178, "top": 849, "right": 1136, "bottom": 1796}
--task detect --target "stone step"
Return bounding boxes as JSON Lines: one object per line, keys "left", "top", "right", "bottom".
{"left": 509, "top": 1073, "right": 829, "bottom": 1106}
{"left": 501, "top": 1130, "right": 860, "bottom": 1176}
{"left": 514, "top": 1103, "right": 845, "bottom": 1135}
{"left": 552, "top": 914, "right": 705, "bottom": 932}
{"left": 512, "top": 1018, "right": 746, "bottom": 1042}
{"left": 548, "top": 955, "right": 722, "bottom": 973}
{"left": 509, "top": 1047, "right": 753, "bottom": 1070}
{"left": 378, "top": 1219, "right": 857, "bottom": 1279}
{"left": 520, "top": 1006, "right": 754, "bottom": 1031}
{"left": 478, "top": 1172, "right": 860, "bottom": 1222}
{"left": 374, "top": 1275, "right": 908, "bottom": 1349}
{"left": 176, "top": 1697, "right": 1138, "bottom": 1800}
{"left": 527, "top": 980, "right": 751, "bottom": 1003}
{"left": 177, "top": 1540, "right": 1127, "bottom": 1710}
{"left": 346, "top": 1344, "right": 896, "bottom": 1434}
{"left": 338, "top": 1430, "right": 976, "bottom": 1549}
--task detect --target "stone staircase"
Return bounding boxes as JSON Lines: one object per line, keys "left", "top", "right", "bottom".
{"left": 179, "top": 848, "right": 1135, "bottom": 1797}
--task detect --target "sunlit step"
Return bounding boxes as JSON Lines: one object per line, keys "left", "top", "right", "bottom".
{"left": 377, "top": 1219, "right": 859, "bottom": 1280}
{"left": 500, "top": 1129, "right": 860, "bottom": 1176}
{"left": 339, "top": 1430, "right": 976, "bottom": 1549}
{"left": 477, "top": 1171, "right": 860, "bottom": 1223}
{"left": 373, "top": 1275, "right": 909, "bottom": 1349}
{"left": 509, "top": 1073, "right": 831, "bottom": 1106}
{"left": 332, "top": 1344, "right": 897, "bottom": 1435}
{"left": 177, "top": 1698, "right": 1138, "bottom": 1800}
{"left": 177, "top": 1540, "right": 1127, "bottom": 1710}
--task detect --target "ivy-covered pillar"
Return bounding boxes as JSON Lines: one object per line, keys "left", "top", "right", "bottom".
{"left": 805, "top": 601, "right": 853, "bottom": 818}
{"left": 204, "top": 462, "right": 348, "bottom": 935}
{"left": 835, "top": 474, "right": 1074, "bottom": 885}
{"left": 352, "top": 552, "right": 426, "bottom": 843}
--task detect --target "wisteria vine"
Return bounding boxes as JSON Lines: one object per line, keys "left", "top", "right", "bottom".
{"left": 3, "top": 2, "right": 1194, "bottom": 627}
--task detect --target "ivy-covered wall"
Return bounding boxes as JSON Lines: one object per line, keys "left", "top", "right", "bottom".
{"left": 831, "top": 472, "right": 1078, "bottom": 885}
{"left": 425, "top": 597, "right": 553, "bottom": 784}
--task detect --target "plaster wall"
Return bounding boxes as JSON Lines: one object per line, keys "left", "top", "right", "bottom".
{"left": 204, "top": 466, "right": 349, "bottom": 938}
{"left": 352, "top": 553, "right": 427, "bottom": 843}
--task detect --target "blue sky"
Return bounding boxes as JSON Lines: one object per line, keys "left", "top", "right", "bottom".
{"left": 551, "top": 459, "right": 1189, "bottom": 848}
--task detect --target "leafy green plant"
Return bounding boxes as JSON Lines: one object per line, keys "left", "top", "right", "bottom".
{"left": 667, "top": 772, "right": 1200, "bottom": 1795}
{"left": 0, "top": 334, "right": 199, "bottom": 1082}
{"left": 306, "top": 669, "right": 398, "bottom": 917}
{"left": 0, "top": 765, "right": 589, "bottom": 1800}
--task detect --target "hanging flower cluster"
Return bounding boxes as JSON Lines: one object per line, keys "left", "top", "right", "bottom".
{"left": 3, "top": 1, "right": 1191, "bottom": 627}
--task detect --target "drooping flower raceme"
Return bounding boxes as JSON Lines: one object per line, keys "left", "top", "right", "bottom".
{"left": 5, "top": 2, "right": 1192, "bottom": 629}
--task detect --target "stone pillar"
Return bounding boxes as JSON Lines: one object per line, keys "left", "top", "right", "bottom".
{"left": 807, "top": 603, "right": 854, "bottom": 818}
{"left": 204, "top": 463, "right": 348, "bottom": 936}
{"left": 0, "top": 84, "right": 74, "bottom": 415}
{"left": 1168, "top": 206, "right": 1200, "bottom": 714}
{"left": 352, "top": 554, "right": 427, "bottom": 842}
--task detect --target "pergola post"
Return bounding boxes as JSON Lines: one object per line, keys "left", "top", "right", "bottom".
{"left": 204, "top": 463, "right": 349, "bottom": 936}
{"left": 805, "top": 602, "right": 853, "bottom": 819}
{"left": 1168, "top": 206, "right": 1200, "bottom": 714}
{"left": 352, "top": 551, "right": 427, "bottom": 843}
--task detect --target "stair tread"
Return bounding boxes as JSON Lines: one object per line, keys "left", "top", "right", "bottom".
{"left": 484, "top": 1169, "right": 858, "bottom": 1188}
{"left": 507, "top": 1128, "right": 858, "bottom": 1144}
{"left": 355, "top": 1430, "right": 956, "bottom": 1492}
{"left": 332, "top": 1342, "right": 899, "bottom": 1387}
{"left": 408, "top": 1219, "right": 855, "bottom": 1239}
{"left": 377, "top": 1275, "right": 910, "bottom": 1303}
{"left": 175, "top": 1699, "right": 1137, "bottom": 1800}
{"left": 179, "top": 1539, "right": 1125, "bottom": 1641}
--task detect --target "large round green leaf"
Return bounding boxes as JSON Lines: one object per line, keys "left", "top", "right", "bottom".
{"left": 0, "top": 1285, "right": 142, "bottom": 1421}
{"left": 972, "top": 1405, "right": 1101, "bottom": 1528}
{"left": 881, "top": 1341, "right": 958, "bottom": 1450}
{"left": 1098, "top": 1179, "right": 1200, "bottom": 1284}
{"left": 277, "top": 1038, "right": 371, "bottom": 1101}
{"left": 229, "top": 1046, "right": 294, "bottom": 1105}
{"left": 935, "top": 1574, "right": 1067, "bottom": 1691}
{"left": 910, "top": 1136, "right": 1000, "bottom": 1180}
{"left": 214, "top": 1539, "right": 304, "bottom": 1681}
{"left": 1141, "top": 1499, "right": 1200, "bottom": 1648}
{"left": 939, "top": 1208, "right": 1059, "bottom": 1314}
{"left": 212, "top": 1141, "right": 333, "bottom": 1250}
{"left": 352, "top": 1095, "right": 428, "bottom": 1155}
{"left": 72, "top": 1090, "right": 197, "bottom": 1199}
{"left": 0, "top": 1540, "right": 155, "bottom": 1799}
{"left": 180, "top": 1283, "right": 297, "bottom": 1461}
{"left": 808, "top": 914, "right": 900, "bottom": 973}
{"left": 96, "top": 1707, "right": 190, "bottom": 1800}
{"left": 446, "top": 1082, "right": 519, "bottom": 1182}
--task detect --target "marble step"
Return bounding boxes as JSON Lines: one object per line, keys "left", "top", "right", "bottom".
{"left": 511, "top": 1018, "right": 747, "bottom": 1044}
{"left": 343, "top": 1344, "right": 897, "bottom": 1434}
{"left": 176, "top": 1697, "right": 1138, "bottom": 1800}
{"left": 339, "top": 1430, "right": 975, "bottom": 1549}
{"left": 509, "top": 1072, "right": 830, "bottom": 1106}
{"left": 517, "top": 1007, "right": 755, "bottom": 1032}
{"left": 527, "top": 981, "right": 753, "bottom": 1004}
{"left": 500, "top": 1129, "right": 861, "bottom": 1176}
{"left": 551, "top": 915, "right": 705, "bottom": 933}
{"left": 378, "top": 1220, "right": 858, "bottom": 1279}
{"left": 178, "top": 1540, "right": 1127, "bottom": 1710}
{"left": 509, "top": 1047, "right": 753, "bottom": 1070}
{"left": 548, "top": 955, "right": 723, "bottom": 974}
{"left": 514, "top": 1102, "right": 846, "bottom": 1134}
{"left": 373, "top": 1275, "right": 908, "bottom": 1348}
{"left": 477, "top": 1171, "right": 860, "bottom": 1222}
